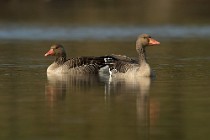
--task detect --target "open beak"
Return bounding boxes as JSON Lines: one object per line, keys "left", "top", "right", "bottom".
{"left": 44, "top": 49, "right": 54, "bottom": 56}
{"left": 149, "top": 38, "right": 160, "bottom": 46}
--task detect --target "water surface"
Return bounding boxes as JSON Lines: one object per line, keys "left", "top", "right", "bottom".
{"left": 0, "top": 38, "right": 210, "bottom": 140}
{"left": 1, "top": 25, "right": 210, "bottom": 41}
{"left": 1, "top": 0, "right": 210, "bottom": 139}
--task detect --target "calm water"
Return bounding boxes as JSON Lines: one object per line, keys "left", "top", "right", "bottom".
{"left": 1, "top": 0, "right": 210, "bottom": 140}
{"left": 0, "top": 39, "right": 210, "bottom": 140}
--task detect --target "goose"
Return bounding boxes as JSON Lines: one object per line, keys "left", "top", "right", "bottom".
{"left": 44, "top": 44, "right": 109, "bottom": 74}
{"left": 106, "top": 34, "right": 160, "bottom": 77}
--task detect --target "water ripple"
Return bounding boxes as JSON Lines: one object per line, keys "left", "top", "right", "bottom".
{"left": 0, "top": 24, "right": 210, "bottom": 41}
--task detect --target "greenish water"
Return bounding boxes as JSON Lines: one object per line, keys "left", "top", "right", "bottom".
{"left": 1, "top": 0, "right": 210, "bottom": 140}
{"left": 0, "top": 39, "right": 210, "bottom": 140}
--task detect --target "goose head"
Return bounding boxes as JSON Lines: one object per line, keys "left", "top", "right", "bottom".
{"left": 136, "top": 34, "right": 160, "bottom": 50}
{"left": 45, "top": 44, "right": 66, "bottom": 58}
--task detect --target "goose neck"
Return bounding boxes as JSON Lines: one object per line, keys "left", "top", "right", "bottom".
{"left": 136, "top": 46, "right": 147, "bottom": 65}
{"left": 55, "top": 56, "right": 66, "bottom": 65}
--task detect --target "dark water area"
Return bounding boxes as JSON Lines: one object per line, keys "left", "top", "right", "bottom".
{"left": 1, "top": 0, "right": 210, "bottom": 140}
{"left": 0, "top": 0, "right": 210, "bottom": 25}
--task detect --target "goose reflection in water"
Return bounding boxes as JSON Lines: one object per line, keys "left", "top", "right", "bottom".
{"left": 45, "top": 73, "right": 101, "bottom": 104}
{"left": 45, "top": 73, "right": 67, "bottom": 104}
{"left": 104, "top": 75, "right": 159, "bottom": 127}
{"left": 45, "top": 73, "right": 159, "bottom": 129}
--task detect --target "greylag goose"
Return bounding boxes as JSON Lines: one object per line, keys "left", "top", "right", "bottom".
{"left": 45, "top": 44, "right": 108, "bottom": 74}
{"left": 107, "top": 34, "right": 160, "bottom": 77}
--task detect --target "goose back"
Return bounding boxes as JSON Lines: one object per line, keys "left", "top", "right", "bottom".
{"left": 47, "top": 56, "right": 108, "bottom": 74}
{"left": 45, "top": 44, "right": 113, "bottom": 74}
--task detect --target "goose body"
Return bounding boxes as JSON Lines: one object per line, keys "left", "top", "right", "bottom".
{"left": 107, "top": 34, "right": 160, "bottom": 77}
{"left": 45, "top": 44, "right": 108, "bottom": 74}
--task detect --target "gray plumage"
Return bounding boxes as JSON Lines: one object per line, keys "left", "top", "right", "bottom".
{"left": 105, "top": 34, "right": 160, "bottom": 77}
{"left": 45, "top": 44, "right": 109, "bottom": 74}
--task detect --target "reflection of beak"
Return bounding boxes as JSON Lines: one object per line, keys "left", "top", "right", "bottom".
{"left": 45, "top": 49, "right": 54, "bottom": 56}
{"left": 149, "top": 38, "right": 160, "bottom": 46}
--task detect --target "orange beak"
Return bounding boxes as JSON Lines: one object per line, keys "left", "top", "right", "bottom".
{"left": 44, "top": 49, "right": 54, "bottom": 56}
{"left": 149, "top": 38, "right": 160, "bottom": 46}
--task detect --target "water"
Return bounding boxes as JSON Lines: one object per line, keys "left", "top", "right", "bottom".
{"left": 0, "top": 38, "right": 210, "bottom": 140}
{"left": 1, "top": 25, "right": 210, "bottom": 41}
{"left": 1, "top": 0, "right": 210, "bottom": 139}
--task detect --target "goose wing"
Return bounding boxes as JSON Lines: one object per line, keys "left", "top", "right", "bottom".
{"left": 103, "top": 54, "right": 138, "bottom": 73}
{"left": 63, "top": 57, "right": 107, "bottom": 73}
